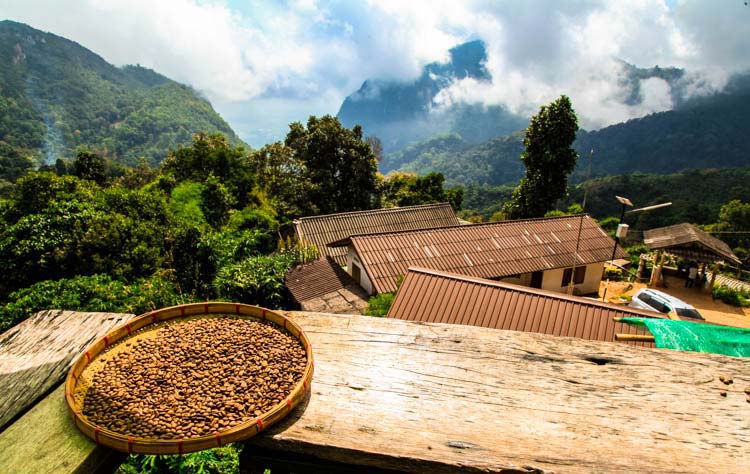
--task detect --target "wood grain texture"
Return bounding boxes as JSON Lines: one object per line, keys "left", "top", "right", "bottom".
{"left": 248, "top": 311, "right": 750, "bottom": 474}
{"left": 0, "top": 384, "right": 123, "bottom": 474}
{"left": 0, "top": 310, "right": 134, "bottom": 429}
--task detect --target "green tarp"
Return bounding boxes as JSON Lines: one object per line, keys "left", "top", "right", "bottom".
{"left": 620, "top": 317, "right": 750, "bottom": 357}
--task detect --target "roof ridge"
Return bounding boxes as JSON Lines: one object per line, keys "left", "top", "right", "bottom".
{"left": 294, "top": 202, "right": 453, "bottom": 222}
{"left": 333, "top": 213, "right": 593, "bottom": 245}
{"left": 405, "top": 266, "right": 662, "bottom": 319}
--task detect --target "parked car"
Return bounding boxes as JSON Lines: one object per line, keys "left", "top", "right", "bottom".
{"left": 628, "top": 289, "right": 705, "bottom": 320}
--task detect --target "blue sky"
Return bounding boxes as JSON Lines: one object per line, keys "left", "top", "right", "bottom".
{"left": 3, "top": 1, "right": 750, "bottom": 147}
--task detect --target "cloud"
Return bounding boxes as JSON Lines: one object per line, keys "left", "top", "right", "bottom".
{"left": 3, "top": 0, "right": 750, "bottom": 142}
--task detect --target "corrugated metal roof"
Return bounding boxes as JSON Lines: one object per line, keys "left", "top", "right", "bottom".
{"left": 293, "top": 203, "right": 460, "bottom": 267}
{"left": 335, "top": 214, "right": 626, "bottom": 294}
{"left": 285, "top": 257, "right": 362, "bottom": 303}
{"left": 387, "top": 267, "right": 660, "bottom": 346}
{"left": 643, "top": 223, "right": 741, "bottom": 264}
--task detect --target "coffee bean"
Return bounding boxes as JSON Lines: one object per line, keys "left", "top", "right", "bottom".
{"left": 81, "top": 316, "right": 307, "bottom": 440}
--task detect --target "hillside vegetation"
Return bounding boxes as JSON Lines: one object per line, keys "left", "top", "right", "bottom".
{"left": 0, "top": 20, "right": 243, "bottom": 174}
{"left": 381, "top": 72, "right": 750, "bottom": 186}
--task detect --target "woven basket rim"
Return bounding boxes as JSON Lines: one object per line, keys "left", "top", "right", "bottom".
{"left": 64, "top": 302, "right": 313, "bottom": 455}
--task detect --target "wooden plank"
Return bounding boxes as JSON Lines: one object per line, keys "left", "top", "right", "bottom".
{"left": 0, "top": 310, "right": 134, "bottom": 429}
{"left": 0, "top": 384, "right": 124, "bottom": 474}
{"left": 247, "top": 311, "right": 750, "bottom": 474}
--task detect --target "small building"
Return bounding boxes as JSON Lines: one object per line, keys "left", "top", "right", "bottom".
{"left": 284, "top": 257, "right": 369, "bottom": 314}
{"left": 643, "top": 223, "right": 740, "bottom": 265}
{"left": 293, "top": 203, "right": 460, "bottom": 268}
{"left": 643, "top": 223, "right": 741, "bottom": 288}
{"left": 328, "top": 214, "right": 626, "bottom": 296}
{"left": 387, "top": 267, "right": 661, "bottom": 346}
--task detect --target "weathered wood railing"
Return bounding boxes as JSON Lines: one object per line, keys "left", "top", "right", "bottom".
{"left": 1, "top": 310, "right": 748, "bottom": 473}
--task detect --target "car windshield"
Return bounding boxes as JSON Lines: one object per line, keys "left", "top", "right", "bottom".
{"left": 676, "top": 308, "right": 704, "bottom": 320}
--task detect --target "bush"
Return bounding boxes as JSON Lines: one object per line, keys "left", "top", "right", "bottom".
{"left": 117, "top": 444, "right": 241, "bottom": 474}
{"left": 364, "top": 292, "right": 395, "bottom": 317}
{"left": 712, "top": 285, "right": 750, "bottom": 307}
{"left": 213, "top": 253, "right": 296, "bottom": 309}
{"left": 0, "top": 273, "right": 186, "bottom": 333}
{"left": 603, "top": 266, "right": 623, "bottom": 281}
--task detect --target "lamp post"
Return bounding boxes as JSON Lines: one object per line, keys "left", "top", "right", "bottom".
{"left": 610, "top": 196, "right": 673, "bottom": 263}
{"left": 611, "top": 196, "right": 633, "bottom": 262}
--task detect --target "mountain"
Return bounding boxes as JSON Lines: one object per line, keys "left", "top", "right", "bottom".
{"left": 337, "top": 40, "right": 527, "bottom": 152}
{"left": 571, "top": 73, "right": 750, "bottom": 179}
{"left": 0, "top": 20, "right": 244, "bottom": 170}
{"left": 382, "top": 70, "right": 750, "bottom": 186}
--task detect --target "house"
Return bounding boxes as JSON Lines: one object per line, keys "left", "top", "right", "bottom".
{"left": 387, "top": 267, "right": 661, "bottom": 346}
{"left": 284, "top": 257, "right": 369, "bottom": 313}
{"left": 328, "top": 214, "right": 626, "bottom": 296}
{"left": 293, "top": 203, "right": 460, "bottom": 267}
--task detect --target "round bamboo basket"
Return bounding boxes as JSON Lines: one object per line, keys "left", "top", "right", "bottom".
{"left": 64, "top": 302, "right": 313, "bottom": 455}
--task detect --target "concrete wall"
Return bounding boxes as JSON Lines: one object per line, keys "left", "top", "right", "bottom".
{"left": 346, "top": 245, "right": 374, "bottom": 295}
{"left": 499, "top": 273, "right": 532, "bottom": 286}
{"left": 541, "top": 262, "right": 604, "bottom": 295}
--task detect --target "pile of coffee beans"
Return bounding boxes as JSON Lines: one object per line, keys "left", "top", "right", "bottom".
{"left": 82, "top": 316, "right": 307, "bottom": 439}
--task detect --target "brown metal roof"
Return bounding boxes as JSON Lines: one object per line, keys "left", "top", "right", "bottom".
{"left": 293, "top": 203, "right": 460, "bottom": 267}
{"left": 336, "top": 214, "right": 626, "bottom": 294}
{"left": 387, "top": 267, "right": 660, "bottom": 347}
{"left": 285, "top": 257, "right": 361, "bottom": 303}
{"left": 643, "top": 223, "right": 741, "bottom": 264}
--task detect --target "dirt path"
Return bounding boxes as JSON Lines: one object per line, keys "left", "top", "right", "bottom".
{"left": 598, "top": 275, "right": 750, "bottom": 328}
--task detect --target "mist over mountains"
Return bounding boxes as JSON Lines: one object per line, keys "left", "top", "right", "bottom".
{"left": 339, "top": 40, "right": 750, "bottom": 186}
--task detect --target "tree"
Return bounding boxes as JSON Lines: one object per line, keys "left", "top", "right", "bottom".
{"left": 365, "top": 135, "right": 384, "bottom": 162}
{"left": 715, "top": 200, "right": 750, "bottom": 249}
{"left": 248, "top": 142, "right": 316, "bottom": 221}
{"left": 161, "top": 133, "right": 254, "bottom": 207}
{"left": 380, "top": 171, "right": 463, "bottom": 210}
{"left": 200, "top": 174, "right": 235, "bottom": 228}
{"left": 504, "top": 95, "right": 579, "bottom": 219}
{"left": 285, "top": 115, "right": 379, "bottom": 214}
{"left": 73, "top": 150, "right": 108, "bottom": 186}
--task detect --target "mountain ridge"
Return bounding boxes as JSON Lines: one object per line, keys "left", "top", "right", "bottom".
{"left": 0, "top": 20, "right": 244, "bottom": 170}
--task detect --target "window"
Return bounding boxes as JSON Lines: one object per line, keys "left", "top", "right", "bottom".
{"left": 562, "top": 266, "right": 586, "bottom": 287}
{"left": 351, "top": 264, "right": 361, "bottom": 284}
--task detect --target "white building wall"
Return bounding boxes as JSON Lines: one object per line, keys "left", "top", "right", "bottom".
{"left": 540, "top": 262, "right": 604, "bottom": 295}
{"left": 346, "top": 245, "right": 374, "bottom": 295}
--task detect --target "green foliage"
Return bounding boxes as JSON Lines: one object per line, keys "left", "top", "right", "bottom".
{"left": 0, "top": 21, "right": 244, "bottom": 169}
{"left": 225, "top": 206, "right": 278, "bottom": 235}
{"left": 364, "top": 292, "right": 395, "bottom": 317}
{"left": 0, "top": 141, "right": 34, "bottom": 182}
{"left": 382, "top": 132, "right": 525, "bottom": 187}
{"left": 0, "top": 273, "right": 183, "bottom": 332}
{"left": 213, "top": 253, "right": 295, "bottom": 308}
{"left": 380, "top": 171, "right": 462, "bottom": 209}
{"left": 162, "top": 133, "right": 252, "bottom": 207}
{"left": 248, "top": 142, "right": 316, "bottom": 221}
{"left": 0, "top": 174, "right": 169, "bottom": 296}
{"left": 212, "top": 239, "right": 319, "bottom": 308}
{"left": 713, "top": 200, "right": 750, "bottom": 250}
{"left": 504, "top": 95, "right": 579, "bottom": 219}
{"left": 169, "top": 181, "right": 206, "bottom": 226}
{"left": 285, "top": 115, "right": 380, "bottom": 214}
{"left": 117, "top": 444, "right": 241, "bottom": 474}
{"left": 603, "top": 266, "right": 624, "bottom": 281}
{"left": 73, "top": 149, "right": 108, "bottom": 185}
{"left": 711, "top": 285, "right": 750, "bottom": 308}
{"left": 201, "top": 174, "right": 235, "bottom": 228}
{"left": 565, "top": 168, "right": 750, "bottom": 231}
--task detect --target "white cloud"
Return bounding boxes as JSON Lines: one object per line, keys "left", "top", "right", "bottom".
{"left": 3, "top": 0, "right": 750, "bottom": 143}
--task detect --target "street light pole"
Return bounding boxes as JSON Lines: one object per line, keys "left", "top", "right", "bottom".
{"left": 610, "top": 197, "right": 672, "bottom": 261}
{"left": 611, "top": 196, "right": 633, "bottom": 261}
